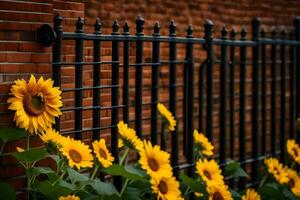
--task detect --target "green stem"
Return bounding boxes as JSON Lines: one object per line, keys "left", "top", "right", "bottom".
{"left": 90, "top": 165, "right": 100, "bottom": 179}
{"left": 120, "top": 179, "right": 129, "bottom": 196}
{"left": 27, "top": 134, "right": 30, "bottom": 151}
{"left": 120, "top": 148, "right": 130, "bottom": 166}
{"left": 0, "top": 142, "right": 5, "bottom": 154}
{"left": 183, "top": 187, "right": 190, "bottom": 197}
{"left": 258, "top": 174, "right": 268, "bottom": 189}
{"left": 161, "top": 122, "right": 166, "bottom": 150}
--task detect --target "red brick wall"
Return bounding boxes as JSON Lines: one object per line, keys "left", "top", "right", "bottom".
{"left": 0, "top": 0, "right": 299, "bottom": 197}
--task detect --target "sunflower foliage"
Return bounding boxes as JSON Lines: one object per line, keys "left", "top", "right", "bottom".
{"left": 0, "top": 75, "right": 300, "bottom": 200}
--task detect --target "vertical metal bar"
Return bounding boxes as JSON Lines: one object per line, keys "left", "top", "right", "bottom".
{"left": 151, "top": 22, "right": 160, "bottom": 145}
{"left": 261, "top": 28, "right": 266, "bottom": 155}
{"left": 198, "top": 61, "right": 204, "bottom": 132}
{"left": 294, "top": 17, "right": 300, "bottom": 143}
{"left": 290, "top": 29, "right": 296, "bottom": 139}
{"left": 251, "top": 17, "right": 260, "bottom": 183}
{"left": 204, "top": 20, "right": 214, "bottom": 141}
{"left": 111, "top": 20, "right": 121, "bottom": 188}
{"left": 186, "top": 25, "right": 194, "bottom": 177}
{"left": 270, "top": 27, "right": 277, "bottom": 154}
{"left": 52, "top": 14, "right": 62, "bottom": 131}
{"left": 280, "top": 28, "right": 286, "bottom": 162}
{"left": 220, "top": 26, "right": 228, "bottom": 165}
{"left": 169, "top": 21, "right": 179, "bottom": 177}
{"left": 135, "top": 16, "right": 144, "bottom": 138}
{"left": 239, "top": 27, "right": 247, "bottom": 188}
{"left": 229, "top": 28, "right": 236, "bottom": 159}
{"left": 74, "top": 17, "right": 84, "bottom": 140}
{"left": 123, "top": 22, "right": 130, "bottom": 124}
{"left": 92, "top": 19, "right": 101, "bottom": 141}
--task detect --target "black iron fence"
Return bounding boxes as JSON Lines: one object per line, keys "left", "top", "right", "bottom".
{"left": 45, "top": 14, "right": 300, "bottom": 187}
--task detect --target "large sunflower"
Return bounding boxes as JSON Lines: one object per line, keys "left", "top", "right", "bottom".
{"left": 60, "top": 138, "right": 93, "bottom": 170}
{"left": 117, "top": 121, "right": 143, "bottom": 152}
{"left": 139, "top": 140, "right": 173, "bottom": 178}
{"left": 196, "top": 159, "right": 224, "bottom": 185}
{"left": 194, "top": 129, "right": 214, "bottom": 156}
{"left": 287, "top": 139, "right": 300, "bottom": 164}
{"left": 59, "top": 195, "right": 80, "bottom": 200}
{"left": 264, "top": 158, "right": 289, "bottom": 184}
{"left": 92, "top": 139, "right": 114, "bottom": 168}
{"left": 150, "top": 176, "right": 182, "bottom": 200}
{"left": 7, "top": 75, "right": 62, "bottom": 134}
{"left": 242, "top": 189, "right": 261, "bottom": 200}
{"left": 286, "top": 168, "right": 300, "bottom": 197}
{"left": 39, "top": 127, "right": 64, "bottom": 145}
{"left": 207, "top": 182, "right": 233, "bottom": 200}
{"left": 157, "top": 103, "right": 176, "bottom": 131}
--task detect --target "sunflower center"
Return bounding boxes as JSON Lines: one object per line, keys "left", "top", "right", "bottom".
{"left": 69, "top": 150, "right": 82, "bottom": 163}
{"left": 203, "top": 170, "right": 212, "bottom": 180}
{"left": 158, "top": 180, "right": 168, "bottom": 194}
{"left": 148, "top": 158, "right": 159, "bottom": 171}
{"left": 23, "top": 93, "right": 45, "bottom": 116}
{"left": 213, "top": 192, "right": 224, "bottom": 200}
{"left": 99, "top": 148, "right": 107, "bottom": 159}
{"left": 289, "top": 178, "right": 295, "bottom": 188}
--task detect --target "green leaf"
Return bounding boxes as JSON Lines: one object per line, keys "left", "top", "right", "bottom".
{"left": 122, "top": 187, "right": 143, "bottom": 200}
{"left": 128, "top": 180, "right": 151, "bottom": 193}
{"left": 104, "top": 164, "right": 144, "bottom": 180}
{"left": 224, "top": 161, "right": 248, "bottom": 178}
{"left": 67, "top": 168, "right": 89, "bottom": 183}
{"left": 179, "top": 174, "right": 206, "bottom": 194}
{"left": 0, "top": 127, "right": 26, "bottom": 143}
{"left": 258, "top": 183, "right": 285, "bottom": 200}
{"left": 12, "top": 147, "right": 48, "bottom": 163}
{"left": 27, "top": 167, "right": 59, "bottom": 182}
{"left": 0, "top": 181, "right": 16, "bottom": 200}
{"left": 89, "top": 179, "right": 119, "bottom": 196}
{"left": 229, "top": 189, "right": 241, "bottom": 200}
{"left": 37, "top": 180, "right": 72, "bottom": 199}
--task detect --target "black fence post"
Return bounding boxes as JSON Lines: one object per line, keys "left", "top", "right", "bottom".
{"left": 52, "top": 13, "right": 62, "bottom": 131}
{"left": 260, "top": 28, "right": 266, "bottom": 155}
{"left": 204, "top": 20, "right": 214, "bottom": 141}
{"left": 111, "top": 20, "right": 121, "bottom": 189}
{"left": 294, "top": 17, "right": 300, "bottom": 142}
{"left": 186, "top": 24, "right": 195, "bottom": 177}
{"left": 290, "top": 29, "right": 296, "bottom": 139}
{"left": 280, "top": 27, "right": 286, "bottom": 162}
{"left": 169, "top": 20, "right": 179, "bottom": 177}
{"left": 123, "top": 22, "right": 130, "bottom": 124}
{"left": 220, "top": 25, "right": 228, "bottom": 165}
{"left": 74, "top": 17, "right": 84, "bottom": 140}
{"left": 151, "top": 22, "right": 160, "bottom": 145}
{"left": 92, "top": 18, "right": 101, "bottom": 140}
{"left": 135, "top": 16, "right": 144, "bottom": 138}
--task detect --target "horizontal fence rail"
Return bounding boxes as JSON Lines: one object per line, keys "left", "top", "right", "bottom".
{"left": 1, "top": 14, "right": 300, "bottom": 190}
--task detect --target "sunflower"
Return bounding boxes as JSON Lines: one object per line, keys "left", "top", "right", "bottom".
{"left": 139, "top": 140, "right": 172, "bottom": 178}
{"left": 194, "top": 129, "right": 214, "bottom": 156}
{"left": 150, "top": 176, "right": 182, "bottom": 200}
{"left": 60, "top": 138, "right": 93, "bottom": 170}
{"left": 242, "top": 189, "right": 261, "bottom": 200}
{"left": 59, "top": 195, "right": 80, "bottom": 200}
{"left": 7, "top": 75, "right": 62, "bottom": 134}
{"left": 117, "top": 121, "right": 143, "bottom": 152}
{"left": 39, "top": 127, "right": 64, "bottom": 145}
{"left": 286, "top": 168, "right": 300, "bottom": 197}
{"left": 118, "top": 139, "right": 124, "bottom": 148}
{"left": 287, "top": 139, "right": 300, "bottom": 164}
{"left": 196, "top": 159, "right": 224, "bottom": 185}
{"left": 207, "top": 182, "right": 233, "bottom": 200}
{"left": 264, "top": 158, "right": 289, "bottom": 184}
{"left": 157, "top": 103, "right": 176, "bottom": 131}
{"left": 92, "top": 139, "right": 114, "bottom": 168}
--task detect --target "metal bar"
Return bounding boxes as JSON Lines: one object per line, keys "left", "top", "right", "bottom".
{"left": 229, "top": 28, "right": 236, "bottom": 159}
{"left": 204, "top": 20, "right": 214, "bottom": 141}
{"left": 92, "top": 19, "right": 101, "bottom": 140}
{"left": 186, "top": 24, "right": 195, "bottom": 177}
{"left": 111, "top": 21, "right": 121, "bottom": 188}
{"left": 261, "top": 28, "right": 266, "bottom": 155}
{"left": 198, "top": 59, "right": 205, "bottom": 132}
{"left": 271, "top": 27, "right": 277, "bottom": 154}
{"left": 135, "top": 16, "right": 144, "bottom": 138}
{"left": 280, "top": 28, "right": 286, "bottom": 162}
{"left": 220, "top": 26, "right": 228, "bottom": 165}
{"left": 169, "top": 21, "right": 179, "bottom": 177}
{"left": 290, "top": 29, "right": 296, "bottom": 139}
{"left": 123, "top": 22, "right": 130, "bottom": 123}
{"left": 151, "top": 22, "right": 160, "bottom": 145}
{"left": 74, "top": 17, "right": 84, "bottom": 140}
{"left": 294, "top": 17, "right": 300, "bottom": 142}
{"left": 52, "top": 14, "right": 62, "bottom": 131}
{"left": 239, "top": 27, "right": 247, "bottom": 188}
